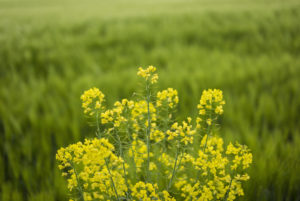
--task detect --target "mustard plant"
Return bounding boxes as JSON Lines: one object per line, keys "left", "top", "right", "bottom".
{"left": 56, "top": 66, "right": 252, "bottom": 201}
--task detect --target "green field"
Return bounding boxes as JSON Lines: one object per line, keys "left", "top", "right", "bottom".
{"left": 1, "top": 0, "right": 300, "bottom": 200}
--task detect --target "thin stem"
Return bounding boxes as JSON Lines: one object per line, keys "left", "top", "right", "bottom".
{"left": 203, "top": 131, "right": 209, "bottom": 150}
{"left": 224, "top": 179, "right": 232, "bottom": 201}
{"left": 167, "top": 145, "right": 180, "bottom": 191}
{"left": 199, "top": 107, "right": 212, "bottom": 181}
{"left": 70, "top": 162, "right": 85, "bottom": 201}
{"left": 124, "top": 109, "right": 138, "bottom": 182}
{"left": 203, "top": 107, "right": 212, "bottom": 150}
{"left": 122, "top": 162, "right": 132, "bottom": 200}
{"left": 96, "top": 112, "right": 101, "bottom": 138}
{"left": 146, "top": 80, "right": 151, "bottom": 182}
{"left": 163, "top": 106, "right": 170, "bottom": 151}
{"left": 118, "top": 136, "right": 132, "bottom": 200}
{"left": 105, "top": 158, "right": 120, "bottom": 201}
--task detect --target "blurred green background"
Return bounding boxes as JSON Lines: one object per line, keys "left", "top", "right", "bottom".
{"left": 1, "top": 0, "right": 300, "bottom": 200}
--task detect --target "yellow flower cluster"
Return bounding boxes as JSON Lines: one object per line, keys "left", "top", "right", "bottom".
{"left": 150, "top": 129, "right": 165, "bottom": 143}
{"left": 56, "top": 138, "right": 127, "bottom": 200}
{"left": 99, "top": 99, "right": 157, "bottom": 134}
{"left": 131, "top": 100, "right": 157, "bottom": 125}
{"left": 131, "top": 182, "right": 159, "bottom": 200}
{"left": 226, "top": 143, "right": 253, "bottom": 170}
{"left": 137, "top": 66, "right": 159, "bottom": 84}
{"left": 157, "top": 88, "right": 179, "bottom": 108}
{"left": 131, "top": 182, "right": 175, "bottom": 201}
{"left": 100, "top": 99, "right": 133, "bottom": 127}
{"left": 58, "top": 66, "right": 252, "bottom": 201}
{"left": 80, "top": 87, "right": 105, "bottom": 115}
{"left": 197, "top": 89, "right": 225, "bottom": 115}
{"left": 175, "top": 135, "right": 252, "bottom": 201}
{"left": 196, "top": 89, "right": 225, "bottom": 131}
{"left": 128, "top": 134, "right": 148, "bottom": 172}
{"left": 166, "top": 119, "right": 196, "bottom": 145}
{"left": 158, "top": 153, "right": 174, "bottom": 176}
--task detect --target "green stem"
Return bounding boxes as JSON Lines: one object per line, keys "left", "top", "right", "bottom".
{"left": 199, "top": 107, "right": 212, "bottom": 181}
{"left": 122, "top": 162, "right": 132, "bottom": 200}
{"left": 105, "top": 158, "right": 120, "bottom": 201}
{"left": 224, "top": 179, "right": 232, "bottom": 201}
{"left": 118, "top": 137, "right": 132, "bottom": 200}
{"left": 167, "top": 146, "right": 180, "bottom": 191}
{"left": 146, "top": 81, "right": 151, "bottom": 182}
{"left": 203, "top": 130, "right": 209, "bottom": 150}
{"left": 70, "top": 162, "right": 85, "bottom": 201}
{"left": 96, "top": 112, "right": 101, "bottom": 138}
{"left": 203, "top": 106, "right": 212, "bottom": 150}
{"left": 163, "top": 106, "right": 170, "bottom": 151}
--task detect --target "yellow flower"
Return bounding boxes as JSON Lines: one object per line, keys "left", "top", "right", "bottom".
{"left": 215, "top": 105, "right": 224, "bottom": 114}
{"left": 206, "top": 118, "right": 212, "bottom": 126}
{"left": 56, "top": 138, "right": 127, "bottom": 200}
{"left": 137, "top": 66, "right": 159, "bottom": 84}
{"left": 80, "top": 87, "right": 105, "bottom": 115}
{"left": 197, "top": 89, "right": 225, "bottom": 115}
{"left": 156, "top": 88, "right": 179, "bottom": 108}
{"left": 58, "top": 67, "right": 252, "bottom": 201}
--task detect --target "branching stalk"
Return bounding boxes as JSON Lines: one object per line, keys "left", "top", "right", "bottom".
{"left": 146, "top": 80, "right": 151, "bottom": 182}
{"left": 118, "top": 136, "right": 132, "bottom": 200}
{"left": 105, "top": 159, "right": 120, "bottom": 201}
{"left": 96, "top": 112, "right": 101, "bottom": 138}
{"left": 203, "top": 106, "right": 212, "bottom": 150}
{"left": 167, "top": 147, "right": 179, "bottom": 191}
{"left": 70, "top": 162, "right": 85, "bottom": 201}
{"left": 224, "top": 179, "right": 233, "bottom": 201}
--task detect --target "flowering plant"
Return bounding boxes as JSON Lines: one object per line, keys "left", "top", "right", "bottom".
{"left": 56, "top": 66, "right": 252, "bottom": 201}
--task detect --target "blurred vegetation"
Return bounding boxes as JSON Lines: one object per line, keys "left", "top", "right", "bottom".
{"left": 0, "top": 0, "right": 300, "bottom": 200}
